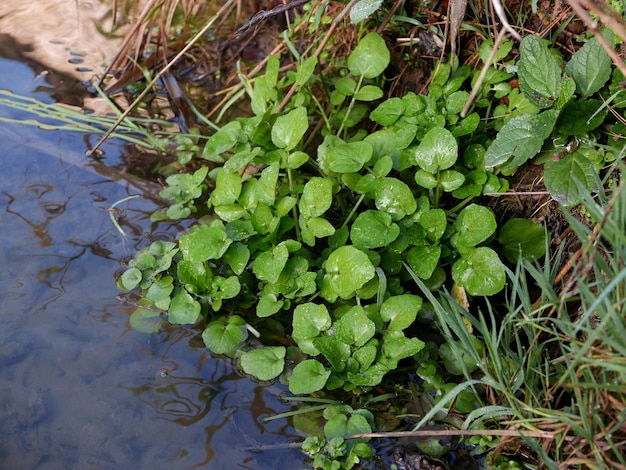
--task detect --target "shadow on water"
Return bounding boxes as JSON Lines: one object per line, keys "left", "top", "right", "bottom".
{"left": 0, "top": 16, "right": 309, "bottom": 470}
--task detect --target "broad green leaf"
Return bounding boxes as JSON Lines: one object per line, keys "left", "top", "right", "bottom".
{"left": 223, "top": 242, "right": 250, "bottom": 275}
{"left": 256, "top": 162, "right": 280, "bottom": 206}
{"left": 300, "top": 177, "right": 333, "bottom": 218}
{"left": 305, "top": 217, "right": 336, "bottom": 238}
{"left": 556, "top": 99, "right": 608, "bottom": 136}
{"left": 413, "top": 127, "right": 458, "bottom": 173}
{"left": 211, "top": 169, "right": 242, "bottom": 206}
{"left": 335, "top": 77, "right": 357, "bottom": 95}
{"left": 484, "top": 110, "right": 559, "bottom": 170}
{"left": 382, "top": 334, "right": 425, "bottom": 360}
{"left": 285, "top": 150, "right": 309, "bottom": 169}
{"left": 289, "top": 360, "right": 331, "bottom": 394}
{"left": 452, "top": 247, "right": 506, "bottom": 296}
{"left": 118, "top": 267, "right": 142, "bottom": 290}
{"left": 177, "top": 260, "right": 212, "bottom": 294}
{"left": 202, "top": 317, "right": 245, "bottom": 354}
{"left": 179, "top": 224, "right": 232, "bottom": 262}
{"left": 327, "top": 141, "right": 373, "bottom": 173}
{"left": 350, "top": 210, "right": 400, "bottom": 249}
{"left": 374, "top": 177, "right": 417, "bottom": 220}
{"left": 350, "top": 0, "right": 384, "bottom": 23}
{"left": 439, "top": 170, "right": 465, "bottom": 192}
{"left": 414, "top": 170, "right": 438, "bottom": 189}
{"left": 256, "top": 293, "right": 284, "bottom": 318}
{"left": 370, "top": 97, "right": 405, "bottom": 125}
{"left": 240, "top": 347, "right": 286, "bottom": 381}
{"left": 380, "top": 294, "right": 423, "bottom": 330}
{"left": 253, "top": 243, "right": 289, "bottom": 283}
{"left": 497, "top": 218, "right": 549, "bottom": 263}
{"left": 347, "top": 32, "right": 390, "bottom": 79}
{"left": 321, "top": 246, "right": 376, "bottom": 301}
{"left": 168, "top": 291, "right": 201, "bottom": 324}
{"left": 454, "top": 204, "right": 497, "bottom": 247}
{"left": 346, "top": 363, "right": 389, "bottom": 387}
{"left": 324, "top": 412, "right": 372, "bottom": 439}
{"left": 314, "top": 335, "right": 351, "bottom": 371}
{"left": 565, "top": 30, "right": 614, "bottom": 97}
{"left": 293, "top": 303, "right": 331, "bottom": 355}
{"left": 354, "top": 340, "right": 378, "bottom": 371}
{"left": 271, "top": 107, "right": 308, "bottom": 151}
{"left": 518, "top": 35, "right": 561, "bottom": 108}
{"left": 419, "top": 209, "right": 447, "bottom": 242}
{"left": 333, "top": 306, "right": 375, "bottom": 347}
{"left": 203, "top": 121, "right": 244, "bottom": 161}
{"left": 354, "top": 85, "right": 384, "bottom": 101}
{"left": 296, "top": 56, "right": 318, "bottom": 86}
{"left": 543, "top": 151, "right": 598, "bottom": 207}
{"left": 129, "top": 308, "right": 162, "bottom": 334}
{"left": 440, "top": 336, "right": 484, "bottom": 375}
{"left": 406, "top": 245, "right": 441, "bottom": 280}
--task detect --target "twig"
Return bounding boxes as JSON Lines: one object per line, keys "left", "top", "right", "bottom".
{"left": 88, "top": 0, "right": 238, "bottom": 155}
{"left": 491, "top": 0, "right": 522, "bottom": 41}
{"left": 235, "top": 0, "right": 312, "bottom": 35}
{"left": 345, "top": 429, "right": 558, "bottom": 440}
{"left": 461, "top": 28, "right": 508, "bottom": 117}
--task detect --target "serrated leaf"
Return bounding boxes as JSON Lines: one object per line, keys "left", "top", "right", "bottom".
{"left": 518, "top": 35, "right": 561, "bottom": 108}
{"left": 565, "top": 30, "right": 614, "bottom": 97}
{"left": 240, "top": 347, "right": 286, "bottom": 381}
{"left": 347, "top": 32, "right": 390, "bottom": 78}
{"left": 484, "top": 110, "right": 559, "bottom": 169}
{"left": 543, "top": 151, "right": 599, "bottom": 206}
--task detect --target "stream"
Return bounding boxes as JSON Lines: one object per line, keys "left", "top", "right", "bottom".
{"left": 0, "top": 3, "right": 308, "bottom": 469}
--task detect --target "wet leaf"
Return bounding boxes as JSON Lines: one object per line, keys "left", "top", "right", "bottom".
{"left": 271, "top": 106, "right": 308, "bottom": 151}
{"left": 413, "top": 127, "right": 458, "bottom": 173}
{"left": 211, "top": 169, "right": 242, "bottom": 206}
{"left": 118, "top": 267, "right": 142, "bottom": 290}
{"left": 129, "top": 308, "right": 162, "bottom": 334}
{"left": 406, "top": 245, "right": 441, "bottom": 280}
{"left": 202, "top": 317, "right": 245, "bottom": 354}
{"left": 327, "top": 141, "right": 373, "bottom": 173}
{"left": 321, "top": 246, "right": 376, "bottom": 301}
{"left": 453, "top": 204, "right": 497, "bottom": 247}
{"left": 300, "top": 177, "right": 333, "bottom": 218}
{"left": 350, "top": 0, "right": 384, "bottom": 23}
{"left": 380, "top": 294, "right": 423, "bottom": 330}
{"left": 347, "top": 32, "right": 390, "bottom": 79}
{"left": 289, "top": 360, "right": 331, "bottom": 394}
{"left": 256, "top": 293, "right": 284, "bottom": 318}
{"left": 253, "top": 243, "right": 289, "bottom": 283}
{"left": 374, "top": 177, "right": 417, "bottom": 220}
{"left": 333, "top": 306, "right": 375, "bottom": 347}
{"left": 240, "top": 347, "right": 286, "bottom": 380}
{"left": 168, "top": 291, "right": 201, "bottom": 324}
{"left": 350, "top": 210, "right": 400, "bottom": 249}
{"left": 292, "top": 303, "right": 332, "bottom": 355}
{"left": 179, "top": 224, "right": 232, "bottom": 262}
{"left": 452, "top": 247, "right": 505, "bottom": 296}
{"left": 223, "top": 242, "right": 250, "bottom": 275}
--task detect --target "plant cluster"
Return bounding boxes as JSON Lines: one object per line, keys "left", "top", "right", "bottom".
{"left": 116, "top": 22, "right": 624, "bottom": 468}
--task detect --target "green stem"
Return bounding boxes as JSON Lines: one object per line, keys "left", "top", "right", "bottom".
{"left": 341, "top": 193, "right": 366, "bottom": 229}
{"left": 336, "top": 75, "right": 364, "bottom": 138}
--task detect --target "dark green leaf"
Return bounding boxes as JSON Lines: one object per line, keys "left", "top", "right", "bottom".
{"left": 564, "top": 29, "right": 614, "bottom": 97}
{"left": 543, "top": 151, "right": 599, "bottom": 206}
{"left": 518, "top": 35, "right": 561, "bottom": 108}
{"left": 454, "top": 204, "right": 497, "bottom": 247}
{"left": 556, "top": 99, "right": 608, "bottom": 136}
{"left": 350, "top": 210, "right": 400, "bottom": 249}
{"left": 498, "top": 218, "right": 549, "bottom": 262}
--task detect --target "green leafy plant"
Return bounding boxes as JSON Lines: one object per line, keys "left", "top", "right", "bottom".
{"left": 117, "top": 31, "right": 552, "bottom": 466}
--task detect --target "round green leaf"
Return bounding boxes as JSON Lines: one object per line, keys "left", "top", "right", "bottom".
{"left": 406, "top": 245, "right": 441, "bottom": 280}
{"left": 498, "top": 218, "right": 548, "bottom": 263}
{"left": 321, "top": 246, "right": 376, "bottom": 301}
{"left": 380, "top": 294, "right": 423, "bottom": 331}
{"left": 129, "top": 308, "right": 162, "bottom": 334}
{"left": 253, "top": 243, "right": 289, "bottom": 283}
{"left": 354, "top": 85, "right": 384, "bottom": 101}
{"left": 289, "top": 360, "right": 331, "bottom": 394}
{"left": 240, "top": 347, "right": 286, "bottom": 381}
{"left": 300, "top": 177, "right": 334, "bottom": 218}
{"left": 168, "top": 291, "right": 201, "bottom": 324}
{"left": 370, "top": 97, "right": 405, "bottom": 125}
{"left": 327, "top": 141, "right": 373, "bottom": 173}
{"left": 347, "top": 32, "right": 390, "bottom": 79}
{"left": 118, "top": 267, "right": 142, "bottom": 291}
{"left": 374, "top": 178, "right": 417, "bottom": 220}
{"left": 202, "top": 320, "right": 244, "bottom": 354}
{"left": 271, "top": 106, "right": 309, "bottom": 151}
{"left": 333, "top": 306, "right": 375, "bottom": 347}
{"left": 452, "top": 247, "right": 506, "bottom": 296}
{"left": 179, "top": 225, "right": 232, "bottom": 262}
{"left": 413, "top": 127, "right": 458, "bottom": 173}
{"left": 453, "top": 204, "right": 497, "bottom": 247}
{"left": 293, "top": 303, "right": 332, "bottom": 355}
{"left": 350, "top": 210, "right": 400, "bottom": 249}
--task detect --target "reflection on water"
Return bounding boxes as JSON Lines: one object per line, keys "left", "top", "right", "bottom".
{"left": 0, "top": 13, "right": 309, "bottom": 470}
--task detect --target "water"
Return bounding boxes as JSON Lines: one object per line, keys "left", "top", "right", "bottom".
{"left": 0, "top": 15, "right": 309, "bottom": 470}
